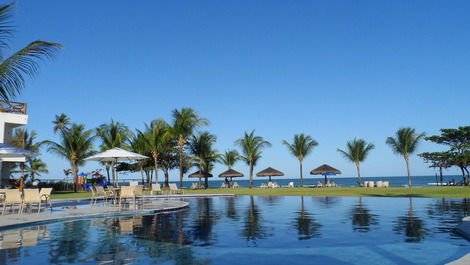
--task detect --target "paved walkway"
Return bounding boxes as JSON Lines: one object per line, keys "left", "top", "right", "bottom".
{"left": 0, "top": 198, "right": 188, "bottom": 229}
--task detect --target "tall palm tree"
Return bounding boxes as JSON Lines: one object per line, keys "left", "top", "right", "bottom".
{"left": 141, "top": 119, "right": 172, "bottom": 184}
{"left": 47, "top": 123, "right": 95, "bottom": 192}
{"left": 219, "top": 149, "right": 239, "bottom": 169}
{"left": 386, "top": 128, "right": 425, "bottom": 187}
{"left": 129, "top": 132, "right": 150, "bottom": 186}
{"left": 337, "top": 138, "right": 375, "bottom": 186}
{"left": 188, "top": 131, "right": 218, "bottom": 188}
{"left": 172, "top": 108, "right": 209, "bottom": 187}
{"left": 0, "top": 3, "right": 62, "bottom": 101}
{"left": 96, "top": 120, "right": 131, "bottom": 185}
{"left": 235, "top": 130, "right": 271, "bottom": 188}
{"left": 10, "top": 128, "right": 44, "bottom": 190}
{"left": 52, "top": 113, "right": 70, "bottom": 134}
{"left": 282, "top": 134, "right": 318, "bottom": 187}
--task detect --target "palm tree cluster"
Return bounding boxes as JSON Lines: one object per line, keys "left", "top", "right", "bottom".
{"left": 17, "top": 110, "right": 427, "bottom": 191}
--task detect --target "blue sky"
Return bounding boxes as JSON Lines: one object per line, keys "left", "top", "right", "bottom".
{"left": 10, "top": 0, "right": 470, "bottom": 180}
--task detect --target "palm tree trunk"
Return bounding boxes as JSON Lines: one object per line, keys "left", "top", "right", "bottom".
{"left": 19, "top": 163, "right": 25, "bottom": 191}
{"left": 153, "top": 154, "right": 159, "bottom": 186}
{"left": 140, "top": 162, "right": 145, "bottom": 187}
{"left": 178, "top": 138, "right": 184, "bottom": 188}
{"left": 164, "top": 168, "right": 170, "bottom": 187}
{"left": 249, "top": 161, "right": 254, "bottom": 189}
{"left": 299, "top": 160, "right": 303, "bottom": 187}
{"left": 404, "top": 155, "right": 412, "bottom": 187}
{"left": 355, "top": 161, "right": 361, "bottom": 186}
{"left": 71, "top": 161, "right": 78, "bottom": 192}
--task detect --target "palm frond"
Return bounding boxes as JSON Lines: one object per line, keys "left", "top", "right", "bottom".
{"left": 0, "top": 40, "right": 62, "bottom": 100}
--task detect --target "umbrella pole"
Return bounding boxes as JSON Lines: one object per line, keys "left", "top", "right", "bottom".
{"left": 115, "top": 158, "right": 118, "bottom": 187}
{"left": 269, "top": 176, "right": 272, "bottom": 182}
{"left": 324, "top": 174, "right": 327, "bottom": 184}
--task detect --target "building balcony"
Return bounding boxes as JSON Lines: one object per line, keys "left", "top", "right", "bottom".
{"left": 0, "top": 101, "right": 27, "bottom": 115}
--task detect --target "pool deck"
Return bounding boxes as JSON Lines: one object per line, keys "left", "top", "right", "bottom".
{"left": 0, "top": 198, "right": 189, "bottom": 230}
{"left": 0, "top": 194, "right": 234, "bottom": 230}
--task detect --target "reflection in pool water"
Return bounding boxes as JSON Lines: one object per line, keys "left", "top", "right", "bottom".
{"left": 0, "top": 196, "right": 469, "bottom": 265}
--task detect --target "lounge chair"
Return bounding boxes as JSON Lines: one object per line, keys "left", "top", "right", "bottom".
{"left": 134, "top": 185, "right": 144, "bottom": 208}
{"left": 232, "top": 182, "right": 239, "bottom": 188}
{"left": 376, "top": 181, "right": 383, "bottom": 188}
{"left": 40, "top": 188, "right": 53, "bottom": 210}
{"left": 151, "top": 183, "right": 163, "bottom": 195}
{"left": 93, "top": 186, "right": 111, "bottom": 205}
{"left": 22, "top": 189, "right": 42, "bottom": 214}
{"left": 119, "top": 186, "right": 135, "bottom": 211}
{"left": 260, "top": 183, "right": 267, "bottom": 189}
{"left": 221, "top": 183, "right": 227, "bottom": 188}
{"left": 316, "top": 182, "right": 323, "bottom": 188}
{"left": 383, "top": 181, "right": 390, "bottom": 188}
{"left": 2, "top": 189, "right": 23, "bottom": 215}
{"left": 288, "top": 182, "right": 294, "bottom": 188}
{"left": 129, "top": 181, "right": 139, "bottom": 187}
{"left": 169, "top": 183, "right": 184, "bottom": 194}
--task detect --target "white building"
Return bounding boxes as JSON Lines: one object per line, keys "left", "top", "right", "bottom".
{"left": 0, "top": 101, "right": 28, "bottom": 187}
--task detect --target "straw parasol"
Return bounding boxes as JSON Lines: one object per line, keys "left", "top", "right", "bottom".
{"left": 188, "top": 170, "right": 213, "bottom": 178}
{"left": 256, "top": 167, "right": 284, "bottom": 182}
{"left": 188, "top": 170, "right": 213, "bottom": 188}
{"left": 310, "top": 164, "right": 341, "bottom": 184}
{"left": 219, "top": 168, "right": 244, "bottom": 185}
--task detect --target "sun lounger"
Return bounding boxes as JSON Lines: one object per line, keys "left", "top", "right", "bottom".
{"left": 119, "top": 186, "right": 135, "bottom": 211}
{"left": 260, "top": 183, "right": 267, "bottom": 189}
{"left": 232, "top": 182, "right": 240, "bottom": 188}
{"left": 22, "top": 189, "right": 42, "bottom": 214}
{"left": 40, "top": 188, "right": 53, "bottom": 210}
{"left": 376, "top": 181, "right": 383, "bottom": 188}
{"left": 383, "top": 181, "right": 390, "bottom": 187}
{"left": 151, "top": 183, "right": 163, "bottom": 195}
{"left": 288, "top": 182, "right": 294, "bottom": 188}
{"left": 169, "top": 183, "right": 184, "bottom": 194}
{"left": 2, "top": 189, "right": 23, "bottom": 215}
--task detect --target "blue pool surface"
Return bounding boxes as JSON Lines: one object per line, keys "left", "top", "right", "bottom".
{"left": 0, "top": 196, "right": 469, "bottom": 265}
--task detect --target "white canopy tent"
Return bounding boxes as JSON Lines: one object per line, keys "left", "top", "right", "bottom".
{"left": 85, "top": 147, "right": 148, "bottom": 186}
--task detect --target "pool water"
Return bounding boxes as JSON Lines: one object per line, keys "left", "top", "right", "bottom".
{"left": 0, "top": 196, "right": 469, "bottom": 265}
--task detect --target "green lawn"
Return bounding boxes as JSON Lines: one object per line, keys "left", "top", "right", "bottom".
{"left": 50, "top": 186, "right": 470, "bottom": 199}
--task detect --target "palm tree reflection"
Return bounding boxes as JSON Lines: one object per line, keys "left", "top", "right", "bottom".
{"left": 241, "top": 196, "right": 270, "bottom": 246}
{"left": 350, "top": 197, "right": 378, "bottom": 232}
{"left": 225, "top": 196, "right": 240, "bottom": 221}
{"left": 293, "top": 196, "right": 321, "bottom": 240}
{"left": 393, "top": 197, "right": 428, "bottom": 242}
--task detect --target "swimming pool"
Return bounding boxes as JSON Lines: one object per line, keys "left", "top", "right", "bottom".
{"left": 0, "top": 196, "right": 469, "bottom": 265}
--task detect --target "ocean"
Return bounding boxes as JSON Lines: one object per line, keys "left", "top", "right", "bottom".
{"left": 70, "top": 174, "right": 463, "bottom": 188}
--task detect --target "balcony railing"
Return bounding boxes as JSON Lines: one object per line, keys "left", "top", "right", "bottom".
{"left": 0, "top": 100, "right": 27, "bottom": 115}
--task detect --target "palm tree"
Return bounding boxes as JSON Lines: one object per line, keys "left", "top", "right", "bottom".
{"left": 141, "top": 119, "right": 172, "bottom": 184}
{"left": 47, "top": 123, "right": 95, "bottom": 192}
{"left": 52, "top": 113, "right": 70, "bottom": 133}
{"left": 386, "top": 128, "right": 425, "bottom": 187}
{"left": 282, "top": 134, "right": 318, "bottom": 187}
{"left": 235, "top": 130, "right": 271, "bottom": 188}
{"left": 129, "top": 132, "right": 150, "bottom": 185}
{"left": 188, "top": 131, "right": 218, "bottom": 188}
{"left": 219, "top": 149, "right": 239, "bottom": 169}
{"left": 10, "top": 128, "right": 44, "bottom": 190}
{"left": 337, "top": 138, "right": 375, "bottom": 186}
{"left": 96, "top": 120, "right": 131, "bottom": 185}
{"left": 171, "top": 108, "right": 209, "bottom": 187}
{"left": 25, "top": 158, "right": 48, "bottom": 183}
{"left": 0, "top": 3, "right": 62, "bottom": 101}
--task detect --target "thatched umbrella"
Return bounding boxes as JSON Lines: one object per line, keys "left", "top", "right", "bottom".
{"left": 256, "top": 167, "right": 284, "bottom": 182}
{"left": 310, "top": 164, "right": 341, "bottom": 184}
{"left": 219, "top": 168, "right": 244, "bottom": 187}
{"left": 189, "top": 170, "right": 213, "bottom": 188}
